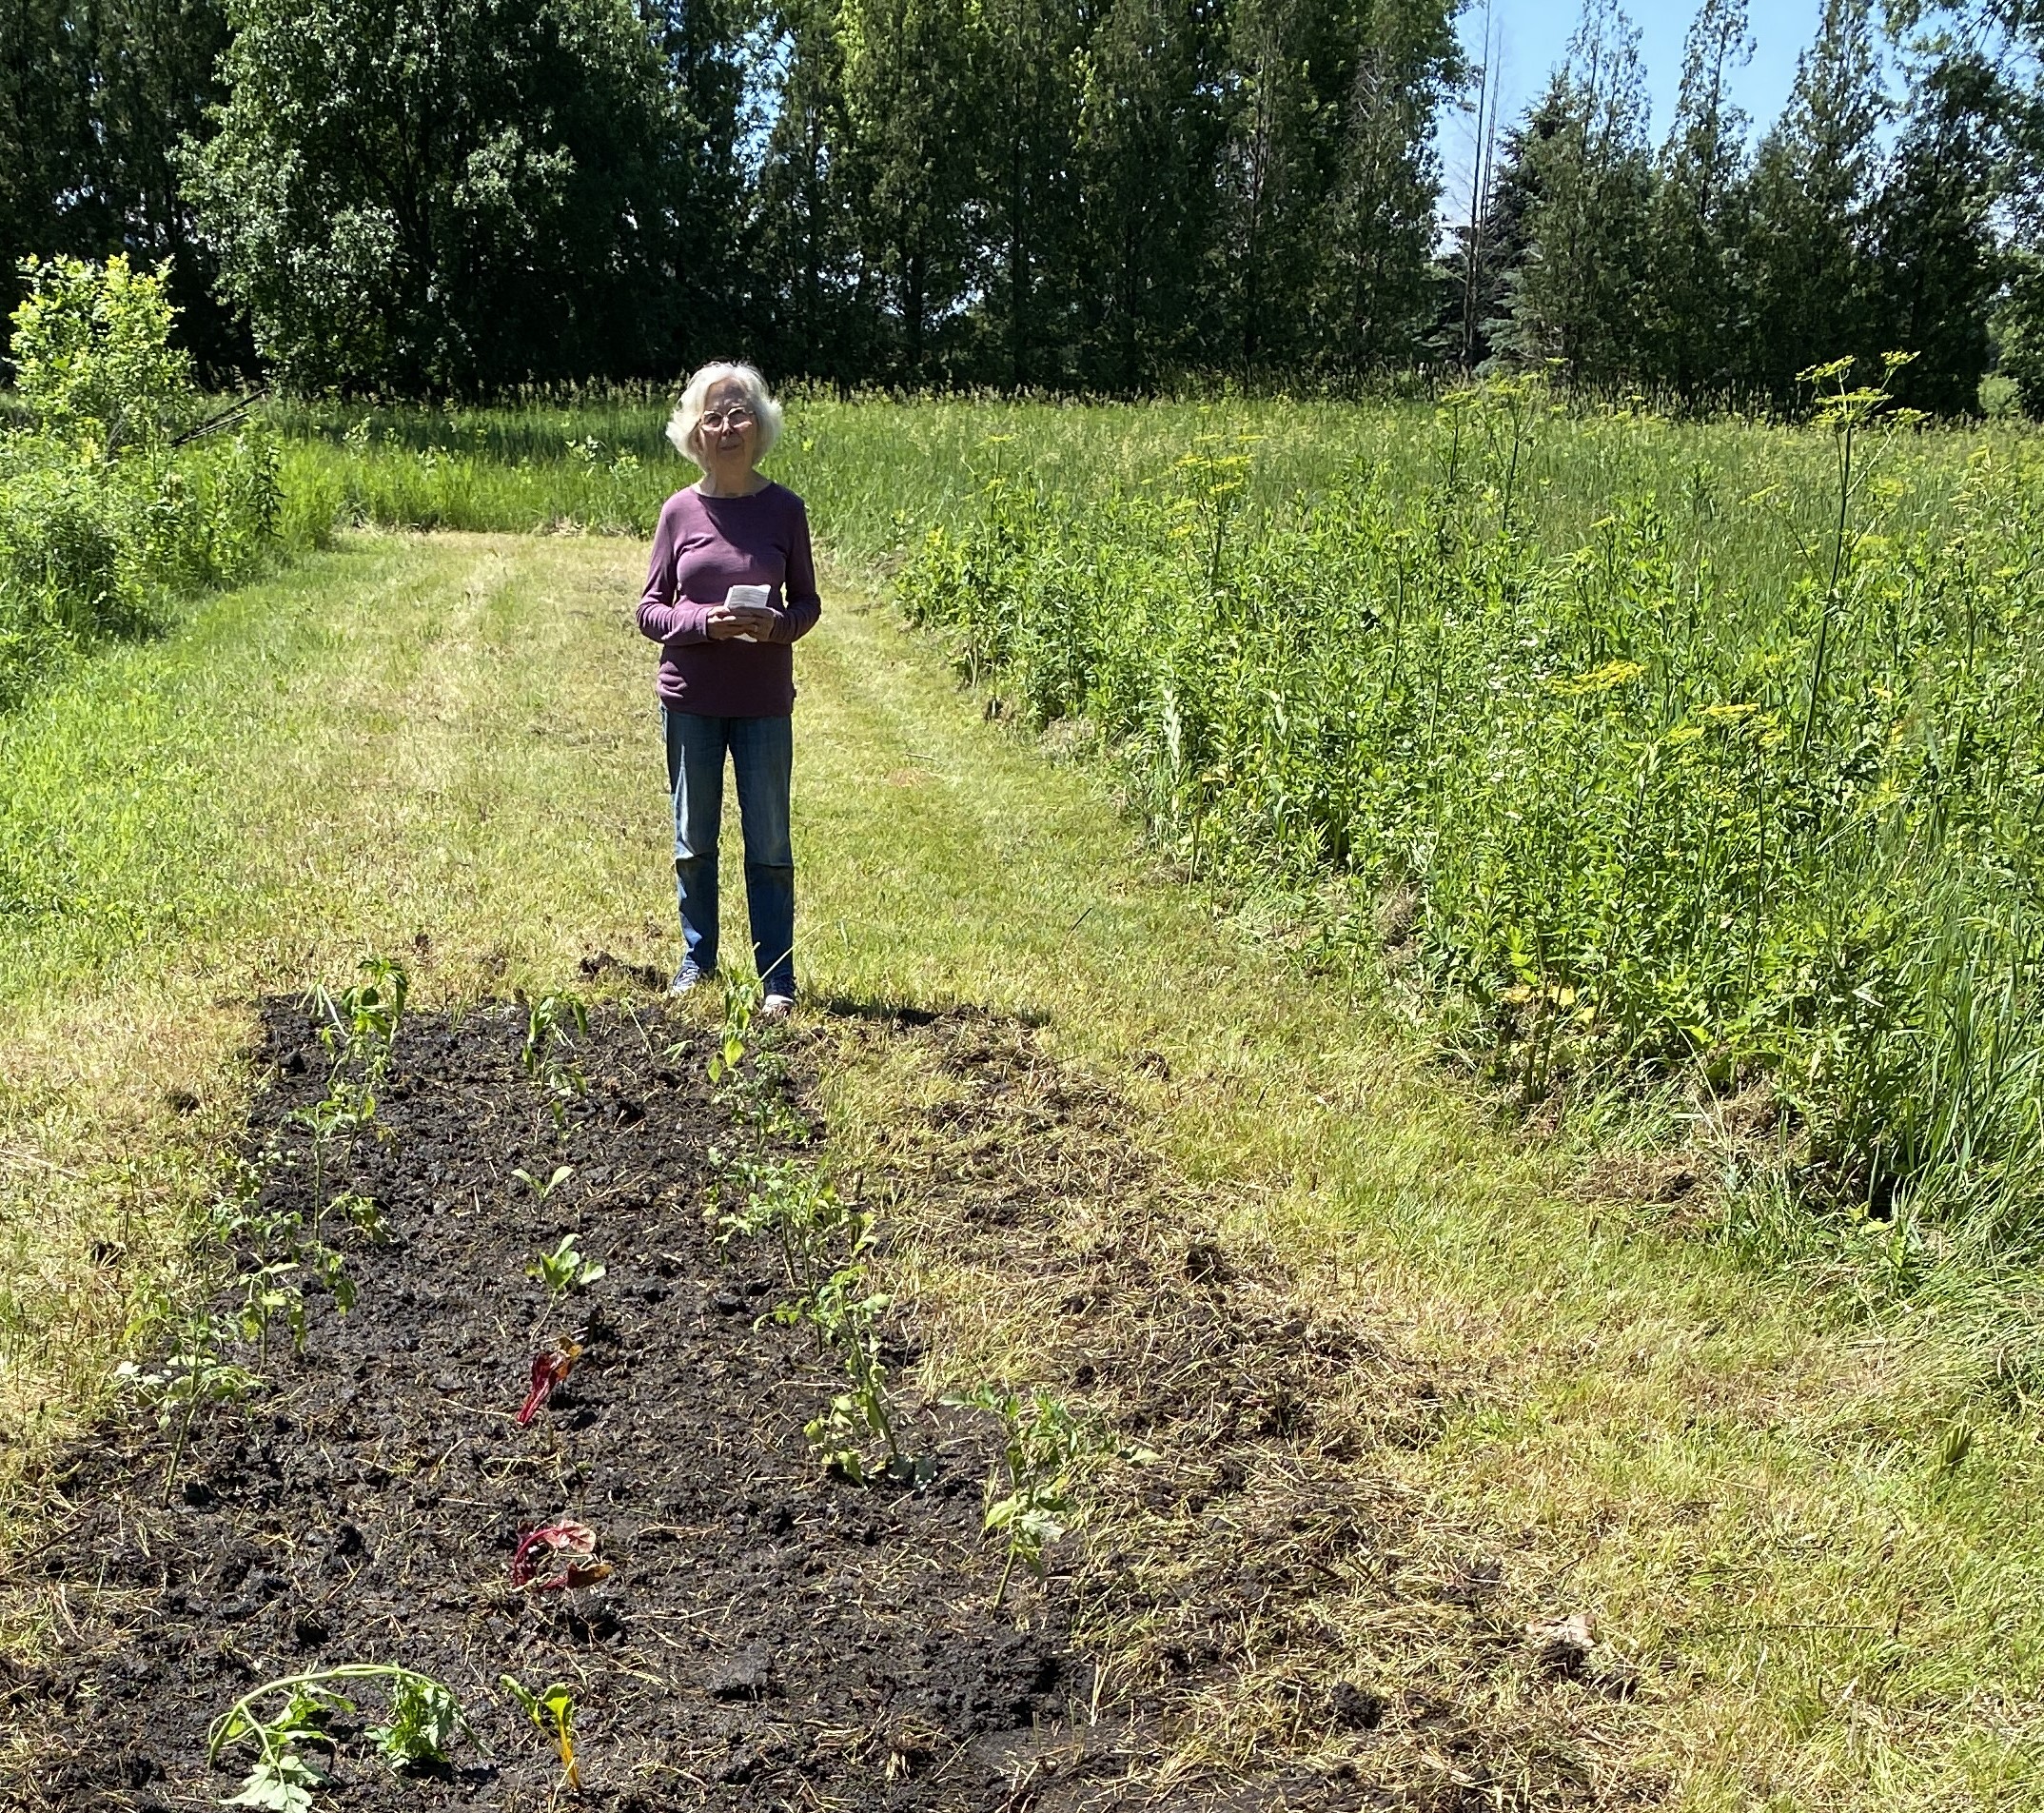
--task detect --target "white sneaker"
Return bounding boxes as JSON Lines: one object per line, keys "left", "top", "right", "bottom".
{"left": 760, "top": 993, "right": 796, "bottom": 1019}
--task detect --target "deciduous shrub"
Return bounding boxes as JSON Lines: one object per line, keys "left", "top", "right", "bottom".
{"left": 0, "top": 255, "right": 282, "bottom": 709}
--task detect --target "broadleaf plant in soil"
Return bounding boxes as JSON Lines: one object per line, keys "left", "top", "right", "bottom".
{"left": 500, "top": 1676, "right": 581, "bottom": 1794}
{"left": 953, "top": 1386, "right": 1110, "bottom": 1607}
{"left": 207, "top": 1664, "right": 471, "bottom": 1811}
{"left": 521, "top": 992, "right": 590, "bottom": 1133}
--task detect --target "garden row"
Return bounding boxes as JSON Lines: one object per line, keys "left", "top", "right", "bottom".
{"left": 8, "top": 966, "right": 1098, "bottom": 1810}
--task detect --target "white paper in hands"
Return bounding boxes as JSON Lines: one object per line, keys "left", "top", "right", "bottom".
{"left": 726, "top": 583, "right": 770, "bottom": 642}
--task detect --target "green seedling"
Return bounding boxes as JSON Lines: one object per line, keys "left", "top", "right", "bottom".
{"left": 707, "top": 973, "right": 759, "bottom": 1085}
{"left": 208, "top": 1664, "right": 469, "bottom": 1810}
{"left": 115, "top": 1306, "right": 255, "bottom": 1504}
{"left": 312, "top": 956, "right": 409, "bottom": 1084}
{"left": 716, "top": 1156, "right": 867, "bottom": 1304}
{"left": 211, "top": 1161, "right": 361, "bottom": 1369}
{"left": 953, "top": 1386, "right": 1108, "bottom": 1607}
{"left": 530, "top": 1233, "right": 605, "bottom": 1301}
{"left": 500, "top": 1675, "right": 580, "bottom": 1793}
{"left": 792, "top": 1266, "right": 905, "bottom": 1483}
{"left": 522, "top": 993, "right": 590, "bottom": 1131}
{"left": 365, "top": 1672, "right": 463, "bottom": 1770}
{"left": 512, "top": 1164, "right": 575, "bottom": 1202}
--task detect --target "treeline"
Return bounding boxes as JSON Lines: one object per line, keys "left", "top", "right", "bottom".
{"left": 1455, "top": 0, "right": 2019, "bottom": 416}
{"left": 6, "top": 0, "right": 2044, "bottom": 404}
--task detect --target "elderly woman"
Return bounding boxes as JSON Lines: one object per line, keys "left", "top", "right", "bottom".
{"left": 637, "top": 362, "right": 821, "bottom": 1014}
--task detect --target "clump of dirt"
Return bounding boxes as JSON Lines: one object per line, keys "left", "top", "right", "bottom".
{"left": 837, "top": 1014, "right": 1639, "bottom": 1810}
{"left": 0, "top": 1002, "right": 1080, "bottom": 1811}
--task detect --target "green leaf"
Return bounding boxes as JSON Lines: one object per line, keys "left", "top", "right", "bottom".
{"left": 226, "top": 1752, "right": 323, "bottom": 1812}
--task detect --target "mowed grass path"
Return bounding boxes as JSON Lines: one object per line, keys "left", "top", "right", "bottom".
{"left": 1, "top": 531, "right": 2040, "bottom": 1809}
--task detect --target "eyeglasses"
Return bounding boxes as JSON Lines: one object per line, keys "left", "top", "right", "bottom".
{"left": 700, "top": 408, "right": 755, "bottom": 431}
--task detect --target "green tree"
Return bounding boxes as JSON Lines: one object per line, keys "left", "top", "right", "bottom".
{"left": 1498, "top": 0, "right": 1657, "bottom": 387}
{"left": 832, "top": 0, "right": 982, "bottom": 379}
{"left": 1867, "top": 47, "right": 2002, "bottom": 414}
{"left": 183, "top": 0, "right": 703, "bottom": 391}
{"left": 9, "top": 253, "right": 194, "bottom": 448}
{"left": 70, "top": 0, "right": 244, "bottom": 373}
{"left": 745, "top": 0, "right": 875, "bottom": 382}
{"left": 1647, "top": 0, "right": 1753, "bottom": 399}
{"left": 1735, "top": 0, "right": 1886, "bottom": 404}
{"left": 1310, "top": 0, "right": 1461, "bottom": 374}
{"left": 0, "top": 0, "right": 91, "bottom": 329}
{"left": 966, "top": 0, "right": 1085, "bottom": 386}
{"left": 1074, "top": 0, "right": 1230, "bottom": 387}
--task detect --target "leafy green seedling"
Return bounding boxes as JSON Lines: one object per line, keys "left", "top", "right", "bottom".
{"left": 208, "top": 1665, "right": 468, "bottom": 1811}
{"left": 953, "top": 1386, "right": 1107, "bottom": 1607}
{"left": 707, "top": 975, "right": 758, "bottom": 1085}
{"left": 114, "top": 1307, "right": 254, "bottom": 1504}
{"left": 501, "top": 1675, "right": 581, "bottom": 1792}
{"left": 522, "top": 994, "right": 590, "bottom": 1131}
{"left": 794, "top": 1267, "right": 906, "bottom": 1483}
{"left": 512, "top": 1164, "right": 575, "bottom": 1202}
{"left": 365, "top": 1672, "right": 462, "bottom": 1769}
{"left": 530, "top": 1234, "right": 605, "bottom": 1301}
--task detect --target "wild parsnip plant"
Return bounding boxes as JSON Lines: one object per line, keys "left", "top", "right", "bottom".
{"left": 891, "top": 367, "right": 2044, "bottom": 1293}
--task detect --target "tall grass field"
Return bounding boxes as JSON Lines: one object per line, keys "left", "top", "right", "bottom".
{"left": 267, "top": 386, "right": 2044, "bottom": 1315}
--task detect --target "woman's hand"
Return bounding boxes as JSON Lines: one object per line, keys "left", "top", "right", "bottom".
{"left": 705, "top": 602, "right": 779, "bottom": 640}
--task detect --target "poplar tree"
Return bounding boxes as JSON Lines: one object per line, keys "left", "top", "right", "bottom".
{"left": 969, "top": 0, "right": 1086, "bottom": 386}
{"left": 747, "top": 0, "right": 875, "bottom": 382}
{"left": 1310, "top": 0, "right": 1462, "bottom": 373}
{"left": 0, "top": 0, "right": 88, "bottom": 327}
{"left": 1074, "top": 0, "right": 1229, "bottom": 387}
{"left": 1649, "top": 0, "right": 1753, "bottom": 399}
{"left": 1868, "top": 45, "right": 2001, "bottom": 412}
{"left": 833, "top": 0, "right": 982, "bottom": 378}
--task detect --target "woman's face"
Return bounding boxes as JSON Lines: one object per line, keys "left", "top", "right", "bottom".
{"left": 699, "top": 378, "right": 759, "bottom": 468}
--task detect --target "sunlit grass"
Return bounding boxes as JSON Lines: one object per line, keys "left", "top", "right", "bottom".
{"left": 5, "top": 389, "right": 2044, "bottom": 1803}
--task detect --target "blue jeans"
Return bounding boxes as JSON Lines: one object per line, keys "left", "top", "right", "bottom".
{"left": 661, "top": 708, "right": 796, "bottom": 995}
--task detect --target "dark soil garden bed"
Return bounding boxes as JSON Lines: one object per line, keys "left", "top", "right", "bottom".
{"left": 1, "top": 998, "right": 1082, "bottom": 1811}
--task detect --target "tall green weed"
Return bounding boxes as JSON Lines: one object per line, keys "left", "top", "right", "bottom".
{"left": 891, "top": 377, "right": 2044, "bottom": 1272}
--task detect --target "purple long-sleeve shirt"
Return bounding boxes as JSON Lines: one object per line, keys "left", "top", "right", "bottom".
{"left": 637, "top": 483, "right": 822, "bottom": 717}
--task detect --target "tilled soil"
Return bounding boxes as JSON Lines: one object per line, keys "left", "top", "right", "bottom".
{"left": 1, "top": 1000, "right": 1081, "bottom": 1811}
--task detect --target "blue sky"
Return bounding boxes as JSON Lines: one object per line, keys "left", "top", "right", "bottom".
{"left": 1439, "top": 0, "right": 1829, "bottom": 224}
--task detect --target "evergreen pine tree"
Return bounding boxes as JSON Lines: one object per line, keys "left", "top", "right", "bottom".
{"left": 1735, "top": 0, "right": 1886, "bottom": 404}
{"left": 1499, "top": 0, "right": 1656, "bottom": 387}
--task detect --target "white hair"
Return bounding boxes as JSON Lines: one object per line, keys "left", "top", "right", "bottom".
{"left": 665, "top": 361, "right": 784, "bottom": 466}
